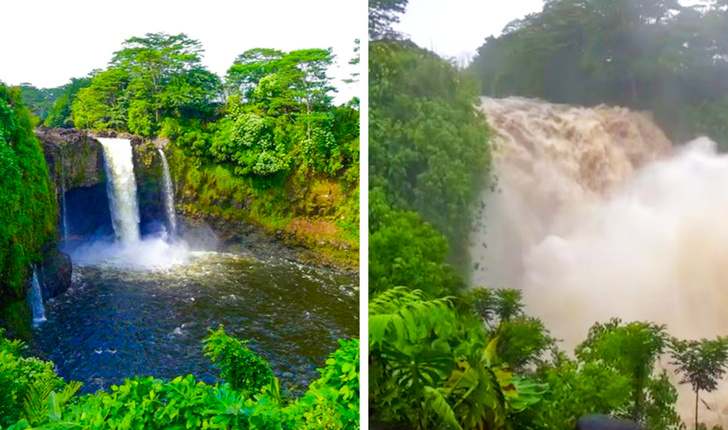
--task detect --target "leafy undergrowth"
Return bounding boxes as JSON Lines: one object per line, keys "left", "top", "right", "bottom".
{"left": 167, "top": 143, "right": 359, "bottom": 269}
{"left": 0, "top": 327, "right": 359, "bottom": 430}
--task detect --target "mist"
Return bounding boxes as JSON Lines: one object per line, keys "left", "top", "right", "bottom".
{"left": 470, "top": 96, "right": 728, "bottom": 425}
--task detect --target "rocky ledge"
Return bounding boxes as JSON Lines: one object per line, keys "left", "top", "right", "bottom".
{"left": 37, "top": 245, "right": 73, "bottom": 303}
{"left": 36, "top": 128, "right": 106, "bottom": 191}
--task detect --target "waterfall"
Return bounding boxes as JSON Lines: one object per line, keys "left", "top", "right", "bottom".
{"left": 469, "top": 96, "right": 728, "bottom": 424}
{"left": 471, "top": 97, "right": 672, "bottom": 290}
{"left": 158, "top": 148, "right": 177, "bottom": 238}
{"left": 60, "top": 151, "right": 69, "bottom": 241}
{"left": 71, "top": 137, "right": 189, "bottom": 269}
{"left": 98, "top": 138, "right": 140, "bottom": 244}
{"left": 29, "top": 268, "right": 46, "bottom": 326}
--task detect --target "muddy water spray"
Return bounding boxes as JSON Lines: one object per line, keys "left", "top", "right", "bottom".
{"left": 471, "top": 97, "right": 728, "bottom": 425}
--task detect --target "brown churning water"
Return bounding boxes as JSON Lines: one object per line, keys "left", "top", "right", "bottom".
{"left": 471, "top": 96, "right": 728, "bottom": 426}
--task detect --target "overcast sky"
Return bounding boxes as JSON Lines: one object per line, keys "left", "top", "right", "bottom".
{"left": 395, "top": 0, "right": 544, "bottom": 64}
{"left": 0, "top": 0, "right": 362, "bottom": 104}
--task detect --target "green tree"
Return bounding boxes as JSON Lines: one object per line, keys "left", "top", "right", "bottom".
{"left": 369, "top": 0, "right": 409, "bottom": 39}
{"left": 72, "top": 67, "right": 130, "bottom": 130}
{"left": 111, "top": 32, "right": 206, "bottom": 124}
{"left": 575, "top": 318, "right": 679, "bottom": 426}
{"left": 670, "top": 337, "right": 728, "bottom": 429}
{"left": 225, "top": 48, "right": 286, "bottom": 100}
{"left": 369, "top": 189, "right": 463, "bottom": 298}
{"left": 213, "top": 47, "right": 345, "bottom": 178}
{"left": 71, "top": 33, "right": 221, "bottom": 136}
{"left": 17, "top": 84, "right": 63, "bottom": 124}
{"left": 370, "top": 40, "right": 491, "bottom": 269}
{"left": 0, "top": 84, "right": 56, "bottom": 307}
{"left": 44, "top": 77, "right": 92, "bottom": 128}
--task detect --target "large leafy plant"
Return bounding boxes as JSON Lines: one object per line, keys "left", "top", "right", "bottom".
{"left": 0, "top": 328, "right": 359, "bottom": 430}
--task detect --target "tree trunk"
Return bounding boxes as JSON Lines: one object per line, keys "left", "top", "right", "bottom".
{"left": 695, "top": 390, "right": 699, "bottom": 430}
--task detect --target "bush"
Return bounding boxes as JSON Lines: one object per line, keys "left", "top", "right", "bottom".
{"left": 0, "top": 327, "right": 360, "bottom": 429}
{"left": 203, "top": 325, "right": 276, "bottom": 395}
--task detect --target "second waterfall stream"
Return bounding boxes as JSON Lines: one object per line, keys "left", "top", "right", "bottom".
{"left": 158, "top": 147, "right": 177, "bottom": 239}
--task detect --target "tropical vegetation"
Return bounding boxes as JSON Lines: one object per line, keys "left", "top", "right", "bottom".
{"left": 469, "top": 0, "right": 728, "bottom": 149}
{"left": 0, "top": 84, "right": 57, "bottom": 333}
{"left": 1, "top": 30, "right": 360, "bottom": 429}
{"left": 19, "top": 33, "right": 360, "bottom": 265}
{"left": 0, "top": 327, "right": 359, "bottom": 429}
{"left": 369, "top": 0, "right": 728, "bottom": 428}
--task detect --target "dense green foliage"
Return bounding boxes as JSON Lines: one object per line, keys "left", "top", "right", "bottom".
{"left": 43, "top": 78, "right": 91, "bottom": 128}
{"left": 369, "top": 40, "right": 490, "bottom": 268}
{"left": 0, "top": 329, "right": 66, "bottom": 428}
{"left": 469, "top": 0, "right": 728, "bottom": 148}
{"left": 15, "top": 33, "right": 360, "bottom": 264}
{"left": 369, "top": 189, "right": 463, "bottom": 297}
{"left": 63, "top": 33, "right": 359, "bottom": 255}
{"left": 17, "top": 85, "right": 62, "bottom": 125}
{"left": 66, "top": 33, "right": 358, "bottom": 183}
{"left": 368, "top": 2, "right": 728, "bottom": 428}
{"left": 0, "top": 328, "right": 359, "bottom": 429}
{"left": 0, "top": 84, "right": 57, "bottom": 309}
{"left": 203, "top": 326, "right": 276, "bottom": 395}
{"left": 71, "top": 33, "right": 221, "bottom": 135}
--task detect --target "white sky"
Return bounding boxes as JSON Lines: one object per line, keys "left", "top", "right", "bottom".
{"left": 0, "top": 0, "right": 362, "bottom": 104}
{"left": 395, "top": 0, "right": 545, "bottom": 64}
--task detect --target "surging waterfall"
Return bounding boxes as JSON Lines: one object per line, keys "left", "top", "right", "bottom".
{"left": 98, "top": 138, "right": 140, "bottom": 244}
{"left": 471, "top": 97, "right": 672, "bottom": 291}
{"left": 470, "top": 96, "right": 728, "bottom": 424}
{"left": 158, "top": 148, "right": 177, "bottom": 238}
{"left": 60, "top": 152, "right": 69, "bottom": 241}
{"left": 29, "top": 268, "right": 46, "bottom": 326}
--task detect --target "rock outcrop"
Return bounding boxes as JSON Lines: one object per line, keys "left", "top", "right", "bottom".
{"left": 37, "top": 246, "right": 72, "bottom": 302}
{"left": 36, "top": 128, "right": 106, "bottom": 190}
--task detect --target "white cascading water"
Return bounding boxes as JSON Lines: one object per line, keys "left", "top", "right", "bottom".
{"left": 470, "top": 97, "right": 728, "bottom": 426}
{"left": 98, "top": 138, "right": 141, "bottom": 244}
{"left": 71, "top": 137, "right": 188, "bottom": 270}
{"left": 29, "top": 267, "right": 46, "bottom": 326}
{"left": 158, "top": 148, "right": 177, "bottom": 238}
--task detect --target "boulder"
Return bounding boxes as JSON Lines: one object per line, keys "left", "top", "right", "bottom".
{"left": 36, "top": 246, "right": 72, "bottom": 302}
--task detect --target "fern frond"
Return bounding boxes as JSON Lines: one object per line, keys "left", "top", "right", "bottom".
{"left": 59, "top": 380, "right": 82, "bottom": 404}
{"left": 369, "top": 287, "right": 457, "bottom": 346}
{"left": 424, "top": 386, "right": 463, "bottom": 430}
{"left": 22, "top": 373, "right": 56, "bottom": 425}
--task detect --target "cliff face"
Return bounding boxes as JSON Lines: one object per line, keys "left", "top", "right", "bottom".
{"left": 37, "top": 128, "right": 106, "bottom": 190}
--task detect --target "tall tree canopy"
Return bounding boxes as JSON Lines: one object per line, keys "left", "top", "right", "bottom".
{"left": 469, "top": 0, "right": 728, "bottom": 147}
{"left": 72, "top": 33, "right": 222, "bottom": 136}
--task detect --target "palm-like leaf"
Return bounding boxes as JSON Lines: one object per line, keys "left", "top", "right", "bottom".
{"left": 22, "top": 373, "right": 57, "bottom": 425}
{"left": 424, "top": 386, "right": 463, "bottom": 430}
{"left": 370, "top": 287, "right": 458, "bottom": 347}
